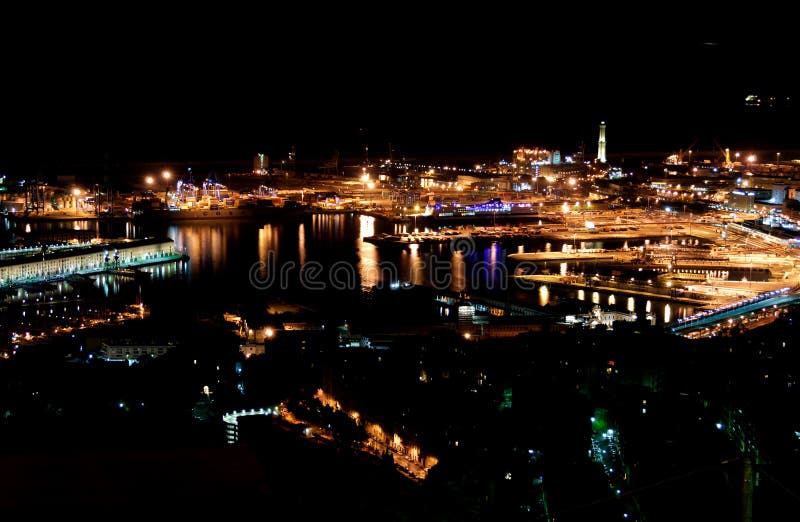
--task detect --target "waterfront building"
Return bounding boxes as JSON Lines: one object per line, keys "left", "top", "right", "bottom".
{"left": 0, "top": 237, "right": 180, "bottom": 287}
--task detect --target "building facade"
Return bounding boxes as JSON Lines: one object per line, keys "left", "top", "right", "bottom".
{"left": 0, "top": 238, "right": 179, "bottom": 286}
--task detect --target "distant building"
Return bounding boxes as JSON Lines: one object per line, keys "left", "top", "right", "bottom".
{"left": 253, "top": 153, "right": 269, "bottom": 175}
{"left": 240, "top": 343, "right": 265, "bottom": 358}
{"left": 565, "top": 305, "right": 642, "bottom": 329}
{"left": 770, "top": 184, "right": 789, "bottom": 204}
{"left": 337, "top": 323, "right": 371, "bottom": 349}
{"left": 100, "top": 342, "right": 174, "bottom": 362}
{"left": 513, "top": 147, "right": 557, "bottom": 170}
{"left": 729, "top": 191, "right": 755, "bottom": 212}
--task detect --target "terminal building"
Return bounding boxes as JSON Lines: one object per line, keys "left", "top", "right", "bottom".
{"left": 0, "top": 237, "right": 181, "bottom": 287}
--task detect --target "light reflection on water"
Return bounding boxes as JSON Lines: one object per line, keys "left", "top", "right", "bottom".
{"left": 8, "top": 215, "right": 694, "bottom": 324}
{"left": 358, "top": 216, "right": 379, "bottom": 289}
{"left": 450, "top": 252, "right": 466, "bottom": 292}
{"left": 538, "top": 285, "right": 549, "bottom": 307}
{"left": 559, "top": 285, "right": 688, "bottom": 323}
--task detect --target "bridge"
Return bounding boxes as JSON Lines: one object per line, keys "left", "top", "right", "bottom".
{"left": 667, "top": 287, "right": 799, "bottom": 335}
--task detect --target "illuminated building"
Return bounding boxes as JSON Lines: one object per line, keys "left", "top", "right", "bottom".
{"left": 253, "top": 153, "right": 269, "bottom": 174}
{"left": 513, "top": 147, "right": 557, "bottom": 169}
{"left": 100, "top": 342, "right": 175, "bottom": 362}
{"left": 0, "top": 238, "right": 181, "bottom": 287}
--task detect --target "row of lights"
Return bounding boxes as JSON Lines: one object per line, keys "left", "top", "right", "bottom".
{"left": 145, "top": 170, "right": 171, "bottom": 186}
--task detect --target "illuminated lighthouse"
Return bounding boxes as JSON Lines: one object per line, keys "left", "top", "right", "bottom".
{"left": 597, "top": 121, "right": 607, "bottom": 163}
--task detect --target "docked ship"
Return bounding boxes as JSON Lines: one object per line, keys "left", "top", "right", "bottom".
{"left": 131, "top": 179, "right": 307, "bottom": 221}
{"left": 424, "top": 198, "right": 539, "bottom": 223}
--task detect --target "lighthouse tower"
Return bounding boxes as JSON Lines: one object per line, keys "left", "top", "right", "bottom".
{"left": 597, "top": 121, "right": 607, "bottom": 163}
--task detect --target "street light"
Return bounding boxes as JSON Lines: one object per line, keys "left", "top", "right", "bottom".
{"left": 746, "top": 154, "right": 756, "bottom": 174}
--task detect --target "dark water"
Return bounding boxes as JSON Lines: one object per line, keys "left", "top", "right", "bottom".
{"left": 2, "top": 215, "right": 694, "bottom": 327}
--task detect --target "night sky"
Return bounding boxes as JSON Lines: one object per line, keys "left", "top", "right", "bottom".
{"left": 1, "top": 10, "right": 796, "bottom": 172}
